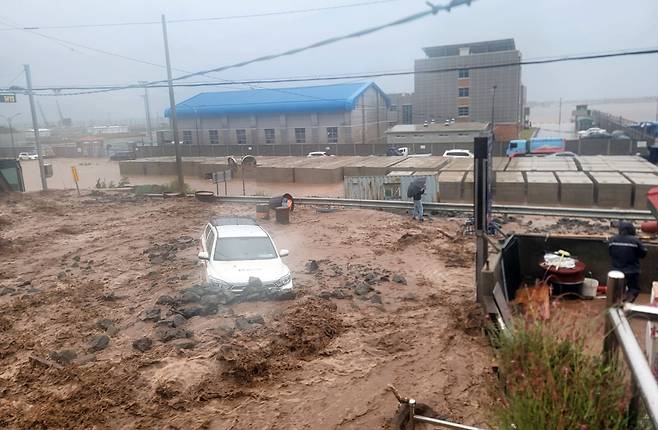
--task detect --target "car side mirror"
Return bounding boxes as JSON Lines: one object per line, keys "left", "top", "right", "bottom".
{"left": 198, "top": 251, "right": 209, "bottom": 260}
{"left": 279, "top": 249, "right": 289, "bottom": 257}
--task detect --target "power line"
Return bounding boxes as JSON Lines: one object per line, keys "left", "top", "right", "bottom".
{"left": 0, "top": 0, "right": 399, "bottom": 31}
{"left": 2, "top": 0, "right": 476, "bottom": 97}
{"left": 9, "top": 47, "right": 658, "bottom": 96}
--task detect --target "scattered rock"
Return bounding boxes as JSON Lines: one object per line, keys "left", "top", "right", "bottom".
{"left": 402, "top": 292, "right": 418, "bottom": 301}
{"left": 331, "top": 289, "right": 351, "bottom": 300}
{"left": 370, "top": 294, "right": 383, "bottom": 305}
{"left": 364, "top": 272, "right": 377, "bottom": 284}
{"left": 88, "top": 335, "right": 110, "bottom": 352}
{"left": 354, "top": 282, "right": 372, "bottom": 296}
{"left": 318, "top": 291, "right": 333, "bottom": 299}
{"left": 132, "top": 337, "right": 153, "bottom": 352}
{"left": 48, "top": 349, "right": 77, "bottom": 365}
{"left": 235, "top": 315, "right": 264, "bottom": 331}
{"left": 155, "top": 326, "right": 192, "bottom": 342}
{"left": 100, "top": 292, "right": 118, "bottom": 301}
{"left": 392, "top": 274, "right": 407, "bottom": 285}
{"left": 72, "top": 255, "right": 80, "bottom": 262}
{"left": 305, "top": 260, "right": 319, "bottom": 273}
{"left": 155, "top": 295, "right": 176, "bottom": 306}
{"left": 379, "top": 275, "right": 390, "bottom": 282}
{"left": 181, "top": 291, "right": 201, "bottom": 304}
{"left": 178, "top": 305, "right": 203, "bottom": 319}
{"left": 0, "top": 287, "right": 16, "bottom": 296}
{"left": 16, "top": 279, "right": 31, "bottom": 288}
{"left": 140, "top": 307, "right": 161, "bottom": 322}
{"left": 200, "top": 302, "right": 219, "bottom": 316}
{"left": 96, "top": 319, "right": 114, "bottom": 331}
{"left": 172, "top": 338, "right": 197, "bottom": 350}
{"left": 172, "top": 314, "right": 186, "bottom": 328}
{"left": 57, "top": 271, "right": 67, "bottom": 280}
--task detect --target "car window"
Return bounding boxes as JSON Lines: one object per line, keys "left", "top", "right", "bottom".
{"left": 214, "top": 237, "right": 277, "bottom": 261}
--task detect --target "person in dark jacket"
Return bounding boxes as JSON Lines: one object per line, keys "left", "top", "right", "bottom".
{"left": 608, "top": 221, "right": 647, "bottom": 302}
{"left": 412, "top": 187, "right": 425, "bottom": 222}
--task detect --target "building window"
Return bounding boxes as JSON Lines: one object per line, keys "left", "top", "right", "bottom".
{"left": 458, "top": 69, "right": 469, "bottom": 78}
{"left": 236, "top": 129, "right": 247, "bottom": 145}
{"left": 326, "top": 127, "right": 338, "bottom": 143}
{"left": 402, "top": 104, "right": 413, "bottom": 124}
{"left": 458, "top": 87, "right": 469, "bottom": 97}
{"left": 458, "top": 106, "right": 469, "bottom": 117}
{"left": 182, "top": 130, "right": 193, "bottom": 145}
{"left": 208, "top": 129, "right": 219, "bottom": 145}
{"left": 264, "top": 128, "right": 275, "bottom": 144}
{"left": 390, "top": 104, "right": 398, "bottom": 111}
{"left": 294, "top": 128, "right": 306, "bottom": 143}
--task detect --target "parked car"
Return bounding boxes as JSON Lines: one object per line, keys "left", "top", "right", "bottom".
{"left": 17, "top": 152, "right": 38, "bottom": 160}
{"left": 307, "top": 151, "right": 330, "bottom": 157}
{"left": 582, "top": 130, "right": 611, "bottom": 139}
{"left": 547, "top": 151, "right": 577, "bottom": 157}
{"left": 443, "top": 149, "right": 474, "bottom": 158}
{"left": 386, "top": 147, "right": 409, "bottom": 156}
{"left": 577, "top": 127, "right": 608, "bottom": 138}
{"left": 611, "top": 130, "right": 631, "bottom": 140}
{"left": 109, "top": 151, "right": 136, "bottom": 161}
{"left": 197, "top": 217, "right": 292, "bottom": 292}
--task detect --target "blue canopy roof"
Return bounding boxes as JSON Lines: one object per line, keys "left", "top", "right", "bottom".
{"left": 165, "top": 81, "right": 388, "bottom": 118}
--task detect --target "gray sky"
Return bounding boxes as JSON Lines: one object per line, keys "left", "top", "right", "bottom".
{"left": 1, "top": 0, "right": 657, "bottom": 125}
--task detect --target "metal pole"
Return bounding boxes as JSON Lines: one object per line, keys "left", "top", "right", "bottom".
{"left": 608, "top": 307, "right": 658, "bottom": 427}
{"left": 8, "top": 119, "right": 16, "bottom": 158}
{"left": 161, "top": 15, "right": 184, "bottom": 194}
{"left": 140, "top": 82, "right": 153, "bottom": 146}
{"left": 603, "top": 270, "right": 625, "bottom": 364}
{"left": 24, "top": 64, "right": 47, "bottom": 191}
{"left": 558, "top": 97, "right": 562, "bottom": 128}
{"left": 474, "top": 137, "right": 489, "bottom": 303}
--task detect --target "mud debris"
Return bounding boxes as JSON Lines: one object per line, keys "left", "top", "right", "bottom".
{"left": 145, "top": 235, "right": 196, "bottom": 264}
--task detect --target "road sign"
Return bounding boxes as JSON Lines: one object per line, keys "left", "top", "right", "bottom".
{"left": 0, "top": 94, "right": 17, "bottom": 103}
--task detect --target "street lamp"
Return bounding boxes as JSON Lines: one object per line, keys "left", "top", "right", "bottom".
{"left": 0, "top": 113, "right": 21, "bottom": 159}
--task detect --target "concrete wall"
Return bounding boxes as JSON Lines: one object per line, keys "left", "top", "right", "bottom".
{"left": 414, "top": 49, "right": 522, "bottom": 124}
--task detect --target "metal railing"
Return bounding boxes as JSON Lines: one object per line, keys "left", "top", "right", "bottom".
{"left": 603, "top": 271, "right": 658, "bottom": 428}
{"left": 205, "top": 195, "right": 654, "bottom": 220}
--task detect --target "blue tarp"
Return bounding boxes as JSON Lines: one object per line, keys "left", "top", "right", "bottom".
{"left": 165, "top": 81, "right": 389, "bottom": 118}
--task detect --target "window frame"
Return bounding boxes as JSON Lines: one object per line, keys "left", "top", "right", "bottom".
{"left": 208, "top": 129, "right": 219, "bottom": 145}
{"left": 458, "top": 87, "right": 470, "bottom": 97}
{"left": 294, "top": 127, "right": 306, "bottom": 144}
{"left": 264, "top": 128, "right": 276, "bottom": 144}
{"left": 182, "top": 130, "right": 193, "bottom": 145}
{"left": 236, "top": 129, "right": 247, "bottom": 145}
{"left": 326, "top": 127, "right": 338, "bottom": 144}
{"left": 458, "top": 68, "right": 470, "bottom": 78}
{"left": 458, "top": 106, "right": 470, "bottom": 117}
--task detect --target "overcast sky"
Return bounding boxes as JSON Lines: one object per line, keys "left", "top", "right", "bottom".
{"left": 1, "top": 0, "right": 657, "bottom": 125}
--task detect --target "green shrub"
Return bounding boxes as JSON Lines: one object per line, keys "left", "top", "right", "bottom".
{"left": 494, "top": 322, "right": 628, "bottom": 430}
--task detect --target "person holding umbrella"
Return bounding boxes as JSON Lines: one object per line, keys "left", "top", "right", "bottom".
{"left": 407, "top": 177, "right": 426, "bottom": 222}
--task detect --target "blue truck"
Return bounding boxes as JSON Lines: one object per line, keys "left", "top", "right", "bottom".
{"left": 506, "top": 137, "right": 566, "bottom": 157}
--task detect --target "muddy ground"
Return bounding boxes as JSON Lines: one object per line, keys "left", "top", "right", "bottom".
{"left": 0, "top": 191, "right": 494, "bottom": 430}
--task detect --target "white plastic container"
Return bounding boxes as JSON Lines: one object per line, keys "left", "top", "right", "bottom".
{"left": 581, "top": 278, "right": 599, "bottom": 298}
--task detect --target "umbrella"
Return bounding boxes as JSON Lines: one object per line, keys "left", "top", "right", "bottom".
{"left": 406, "top": 176, "right": 426, "bottom": 198}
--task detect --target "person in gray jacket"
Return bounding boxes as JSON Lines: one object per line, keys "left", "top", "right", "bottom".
{"left": 608, "top": 221, "right": 648, "bottom": 302}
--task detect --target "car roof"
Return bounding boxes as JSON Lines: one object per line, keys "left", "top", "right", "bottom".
{"left": 215, "top": 224, "right": 269, "bottom": 238}
{"left": 210, "top": 216, "right": 258, "bottom": 226}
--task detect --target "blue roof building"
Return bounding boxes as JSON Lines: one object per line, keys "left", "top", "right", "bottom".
{"left": 165, "top": 82, "right": 390, "bottom": 147}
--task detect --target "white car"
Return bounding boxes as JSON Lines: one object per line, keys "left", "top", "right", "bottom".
{"left": 547, "top": 151, "right": 577, "bottom": 157}
{"left": 443, "top": 149, "right": 474, "bottom": 158}
{"left": 198, "top": 217, "right": 292, "bottom": 292}
{"left": 577, "top": 127, "right": 607, "bottom": 138}
{"left": 18, "top": 152, "right": 38, "bottom": 160}
{"left": 307, "top": 151, "right": 335, "bottom": 157}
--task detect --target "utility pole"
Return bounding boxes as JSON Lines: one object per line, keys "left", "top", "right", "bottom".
{"left": 24, "top": 64, "right": 47, "bottom": 191}
{"left": 0, "top": 113, "right": 20, "bottom": 159}
{"left": 139, "top": 81, "right": 154, "bottom": 145}
{"left": 490, "top": 85, "right": 497, "bottom": 141}
{"left": 161, "top": 14, "right": 184, "bottom": 194}
{"left": 558, "top": 97, "right": 562, "bottom": 129}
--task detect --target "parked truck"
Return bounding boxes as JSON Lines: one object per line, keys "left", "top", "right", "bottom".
{"left": 506, "top": 137, "right": 566, "bottom": 157}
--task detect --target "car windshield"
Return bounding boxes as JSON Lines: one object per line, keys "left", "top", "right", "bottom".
{"left": 213, "top": 236, "right": 277, "bottom": 261}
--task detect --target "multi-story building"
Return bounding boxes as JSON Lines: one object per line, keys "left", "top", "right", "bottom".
{"left": 165, "top": 82, "right": 390, "bottom": 147}
{"left": 413, "top": 39, "right": 523, "bottom": 126}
